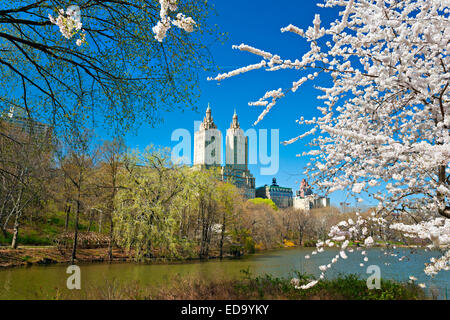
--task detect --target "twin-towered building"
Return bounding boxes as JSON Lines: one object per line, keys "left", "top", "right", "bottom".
{"left": 193, "top": 105, "right": 256, "bottom": 198}
{"left": 193, "top": 106, "right": 331, "bottom": 209}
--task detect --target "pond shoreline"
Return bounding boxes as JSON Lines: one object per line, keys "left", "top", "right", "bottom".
{"left": 0, "top": 246, "right": 267, "bottom": 270}
{"left": 0, "top": 247, "right": 127, "bottom": 270}
{"left": 1, "top": 246, "right": 440, "bottom": 300}
{"left": 0, "top": 247, "right": 450, "bottom": 299}
{"left": 0, "top": 243, "right": 422, "bottom": 271}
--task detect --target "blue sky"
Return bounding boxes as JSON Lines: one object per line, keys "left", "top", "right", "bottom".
{"left": 123, "top": 0, "right": 369, "bottom": 208}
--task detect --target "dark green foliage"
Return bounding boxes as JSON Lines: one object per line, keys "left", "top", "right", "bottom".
{"left": 233, "top": 273, "right": 426, "bottom": 300}
{"left": 54, "top": 272, "right": 426, "bottom": 300}
{"left": 303, "top": 240, "right": 317, "bottom": 247}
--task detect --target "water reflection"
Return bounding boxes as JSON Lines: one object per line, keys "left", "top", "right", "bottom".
{"left": 0, "top": 247, "right": 448, "bottom": 299}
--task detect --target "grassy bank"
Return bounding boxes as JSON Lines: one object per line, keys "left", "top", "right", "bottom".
{"left": 0, "top": 209, "right": 104, "bottom": 248}
{"left": 55, "top": 273, "right": 426, "bottom": 300}
{"left": 0, "top": 247, "right": 130, "bottom": 269}
{"left": 0, "top": 242, "right": 428, "bottom": 269}
{"left": 0, "top": 245, "right": 249, "bottom": 269}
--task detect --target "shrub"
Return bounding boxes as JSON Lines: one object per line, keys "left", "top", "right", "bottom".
{"left": 247, "top": 198, "right": 278, "bottom": 211}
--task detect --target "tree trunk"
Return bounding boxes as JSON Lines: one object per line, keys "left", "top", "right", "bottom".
{"left": 298, "top": 227, "right": 304, "bottom": 247}
{"left": 87, "top": 209, "right": 93, "bottom": 232}
{"left": 108, "top": 178, "right": 116, "bottom": 262}
{"left": 10, "top": 212, "right": 20, "bottom": 249}
{"left": 108, "top": 215, "right": 113, "bottom": 262}
{"left": 64, "top": 203, "right": 71, "bottom": 232}
{"left": 199, "top": 201, "right": 206, "bottom": 259}
{"left": 1, "top": 203, "right": 8, "bottom": 236}
{"left": 203, "top": 201, "right": 215, "bottom": 259}
{"left": 71, "top": 197, "right": 80, "bottom": 265}
{"left": 10, "top": 184, "right": 24, "bottom": 249}
{"left": 437, "top": 165, "right": 450, "bottom": 218}
{"left": 219, "top": 212, "right": 226, "bottom": 260}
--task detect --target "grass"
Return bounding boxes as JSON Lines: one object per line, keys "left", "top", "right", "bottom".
{"left": 55, "top": 272, "right": 426, "bottom": 300}
{"left": 0, "top": 230, "right": 52, "bottom": 246}
{"left": 0, "top": 210, "right": 104, "bottom": 247}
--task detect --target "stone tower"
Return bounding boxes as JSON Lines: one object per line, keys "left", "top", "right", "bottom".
{"left": 225, "top": 110, "right": 248, "bottom": 169}
{"left": 193, "top": 104, "right": 222, "bottom": 167}
{"left": 222, "top": 110, "right": 255, "bottom": 198}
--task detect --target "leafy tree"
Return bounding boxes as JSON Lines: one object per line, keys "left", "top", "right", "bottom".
{"left": 0, "top": 117, "right": 53, "bottom": 247}
{"left": 248, "top": 198, "right": 278, "bottom": 211}
{"left": 94, "top": 138, "right": 126, "bottom": 260}
{"left": 58, "top": 130, "right": 97, "bottom": 263}
{"left": 215, "top": 181, "right": 243, "bottom": 259}
{"left": 113, "top": 146, "right": 186, "bottom": 261}
{"left": 0, "top": 0, "right": 220, "bottom": 137}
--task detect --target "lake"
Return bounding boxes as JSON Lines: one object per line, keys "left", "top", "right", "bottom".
{"left": 0, "top": 247, "right": 448, "bottom": 299}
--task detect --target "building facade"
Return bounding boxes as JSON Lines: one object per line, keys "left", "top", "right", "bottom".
{"left": 293, "top": 179, "right": 330, "bottom": 212}
{"left": 2, "top": 108, "right": 52, "bottom": 138}
{"left": 193, "top": 104, "right": 222, "bottom": 167}
{"left": 255, "top": 178, "right": 293, "bottom": 208}
{"left": 193, "top": 106, "right": 255, "bottom": 198}
{"left": 221, "top": 110, "right": 255, "bottom": 198}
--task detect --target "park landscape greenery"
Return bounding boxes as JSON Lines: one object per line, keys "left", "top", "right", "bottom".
{"left": 0, "top": 129, "right": 357, "bottom": 264}
{"left": 0, "top": 0, "right": 448, "bottom": 300}
{"left": 0, "top": 120, "right": 430, "bottom": 300}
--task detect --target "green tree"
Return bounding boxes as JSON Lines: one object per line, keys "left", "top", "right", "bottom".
{"left": 95, "top": 138, "right": 126, "bottom": 261}
{"left": 248, "top": 198, "right": 278, "bottom": 211}
{"left": 0, "top": 0, "right": 220, "bottom": 138}
{"left": 216, "top": 182, "right": 242, "bottom": 259}
{"left": 0, "top": 118, "right": 53, "bottom": 247}
{"left": 58, "top": 130, "right": 97, "bottom": 263}
{"left": 113, "top": 146, "right": 186, "bottom": 261}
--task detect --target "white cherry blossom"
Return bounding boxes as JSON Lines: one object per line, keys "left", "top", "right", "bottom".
{"left": 152, "top": 0, "right": 196, "bottom": 42}
{"left": 208, "top": 0, "right": 450, "bottom": 283}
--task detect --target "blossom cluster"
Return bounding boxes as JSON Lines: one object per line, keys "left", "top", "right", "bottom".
{"left": 424, "top": 250, "right": 450, "bottom": 276}
{"left": 297, "top": 212, "right": 383, "bottom": 289}
{"left": 49, "top": 6, "right": 87, "bottom": 46}
{"left": 296, "top": 211, "right": 449, "bottom": 289}
{"left": 208, "top": 0, "right": 449, "bottom": 280}
{"left": 391, "top": 218, "right": 450, "bottom": 249}
{"left": 391, "top": 218, "right": 450, "bottom": 276}
{"left": 153, "top": 0, "right": 196, "bottom": 42}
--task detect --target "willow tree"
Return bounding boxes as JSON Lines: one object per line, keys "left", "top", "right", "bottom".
{"left": 215, "top": 182, "right": 243, "bottom": 259}
{"left": 113, "top": 146, "right": 187, "bottom": 261}
{"left": 0, "top": 0, "right": 219, "bottom": 137}
{"left": 209, "top": 0, "right": 449, "bottom": 281}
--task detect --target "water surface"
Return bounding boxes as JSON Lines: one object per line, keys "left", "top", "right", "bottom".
{"left": 0, "top": 247, "right": 448, "bottom": 299}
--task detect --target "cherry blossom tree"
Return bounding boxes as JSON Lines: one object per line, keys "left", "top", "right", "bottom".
{"left": 209, "top": 0, "right": 449, "bottom": 284}
{"left": 152, "top": 0, "right": 196, "bottom": 42}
